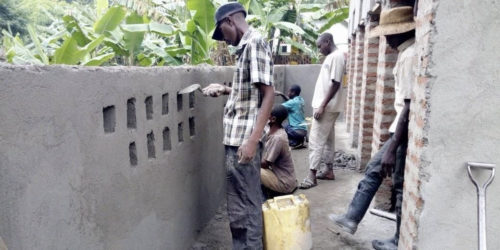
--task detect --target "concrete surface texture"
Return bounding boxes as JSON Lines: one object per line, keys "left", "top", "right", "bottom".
{"left": 413, "top": 0, "right": 500, "bottom": 249}
{"left": 0, "top": 65, "right": 231, "bottom": 250}
{"left": 191, "top": 122, "right": 395, "bottom": 249}
{"left": 0, "top": 64, "right": 314, "bottom": 249}
{"left": 284, "top": 64, "right": 322, "bottom": 117}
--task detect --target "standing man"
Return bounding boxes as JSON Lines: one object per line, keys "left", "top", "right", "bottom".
{"left": 328, "top": 6, "right": 416, "bottom": 250}
{"left": 299, "top": 33, "right": 346, "bottom": 189}
{"left": 202, "top": 2, "right": 274, "bottom": 249}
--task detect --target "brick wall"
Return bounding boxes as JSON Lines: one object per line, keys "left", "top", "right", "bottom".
{"left": 371, "top": 36, "right": 398, "bottom": 156}
{"left": 371, "top": 34, "right": 399, "bottom": 211}
{"left": 399, "top": 0, "right": 435, "bottom": 249}
{"left": 356, "top": 19, "right": 379, "bottom": 170}
{"left": 348, "top": 27, "right": 365, "bottom": 148}
{"left": 345, "top": 37, "right": 356, "bottom": 133}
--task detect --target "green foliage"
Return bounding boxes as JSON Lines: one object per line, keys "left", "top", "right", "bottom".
{"left": 317, "top": 7, "right": 349, "bottom": 33}
{"left": 53, "top": 35, "right": 105, "bottom": 64}
{"left": 186, "top": 0, "right": 216, "bottom": 64}
{"left": 0, "top": 0, "right": 29, "bottom": 37}
{"left": 1, "top": 0, "right": 349, "bottom": 66}
{"left": 243, "top": 0, "right": 348, "bottom": 62}
{"left": 94, "top": 6, "right": 127, "bottom": 34}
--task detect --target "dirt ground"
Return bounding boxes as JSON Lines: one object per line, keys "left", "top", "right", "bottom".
{"left": 191, "top": 122, "right": 394, "bottom": 249}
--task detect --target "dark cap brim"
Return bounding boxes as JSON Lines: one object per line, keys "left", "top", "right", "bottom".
{"left": 212, "top": 25, "right": 223, "bottom": 41}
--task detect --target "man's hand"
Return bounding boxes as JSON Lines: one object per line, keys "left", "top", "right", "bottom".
{"left": 238, "top": 139, "right": 258, "bottom": 164}
{"left": 380, "top": 149, "right": 396, "bottom": 178}
{"left": 314, "top": 106, "right": 325, "bottom": 120}
{"left": 202, "top": 83, "right": 227, "bottom": 97}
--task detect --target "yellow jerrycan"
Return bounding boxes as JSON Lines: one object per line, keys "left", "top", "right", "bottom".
{"left": 262, "top": 194, "right": 312, "bottom": 250}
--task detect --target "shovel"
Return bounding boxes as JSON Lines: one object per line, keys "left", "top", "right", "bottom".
{"left": 178, "top": 84, "right": 203, "bottom": 94}
{"left": 467, "top": 162, "right": 496, "bottom": 250}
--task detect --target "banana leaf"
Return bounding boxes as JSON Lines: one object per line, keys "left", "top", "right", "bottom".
{"left": 53, "top": 35, "right": 105, "bottom": 64}
{"left": 27, "top": 24, "right": 49, "bottom": 64}
{"left": 94, "top": 6, "right": 127, "bottom": 34}
{"left": 63, "top": 15, "right": 91, "bottom": 46}
{"left": 83, "top": 52, "right": 115, "bottom": 66}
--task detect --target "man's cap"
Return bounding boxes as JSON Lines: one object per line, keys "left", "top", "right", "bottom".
{"left": 212, "top": 2, "right": 247, "bottom": 41}
{"left": 369, "top": 6, "right": 415, "bottom": 38}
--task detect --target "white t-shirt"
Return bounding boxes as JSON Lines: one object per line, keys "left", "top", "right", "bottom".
{"left": 311, "top": 49, "right": 346, "bottom": 112}
{"left": 389, "top": 39, "right": 416, "bottom": 133}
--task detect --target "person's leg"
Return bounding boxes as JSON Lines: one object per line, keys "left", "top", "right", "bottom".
{"left": 261, "top": 168, "right": 287, "bottom": 193}
{"left": 302, "top": 110, "right": 337, "bottom": 188}
{"left": 285, "top": 125, "right": 307, "bottom": 147}
{"left": 372, "top": 140, "right": 407, "bottom": 250}
{"left": 393, "top": 140, "right": 407, "bottom": 242}
{"left": 225, "top": 145, "right": 263, "bottom": 249}
{"left": 317, "top": 112, "right": 339, "bottom": 180}
{"left": 329, "top": 136, "right": 394, "bottom": 234}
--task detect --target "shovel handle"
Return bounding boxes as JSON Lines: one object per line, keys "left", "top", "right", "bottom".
{"left": 467, "top": 162, "right": 496, "bottom": 190}
{"left": 467, "top": 162, "right": 496, "bottom": 250}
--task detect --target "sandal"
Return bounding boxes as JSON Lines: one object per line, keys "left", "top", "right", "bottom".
{"left": 299, "top": 178, "right": 317, "bottom": 189}
{"left": 316, "top": 169, "right": 335, "bottom": 180}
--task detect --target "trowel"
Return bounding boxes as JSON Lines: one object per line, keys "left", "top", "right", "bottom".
{"left": 178, "top": 84, "right": 203, "bottom": 94}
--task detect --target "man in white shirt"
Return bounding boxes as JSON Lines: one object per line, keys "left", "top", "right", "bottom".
{"left": 299, "top": 33, "right": 346, "bottom": 189}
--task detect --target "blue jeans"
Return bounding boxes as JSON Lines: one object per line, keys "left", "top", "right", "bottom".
{"left": 345, "top": 135, "right": 407, "bottom": 239}
{"left": 285, "top": 125, "right": 307, "bottom": 146}
{"left": 225, "top": 144, "right": 263, "bottom": 250}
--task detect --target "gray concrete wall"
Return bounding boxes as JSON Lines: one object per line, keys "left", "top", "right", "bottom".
{"left": 283, "top": 64, "right": 322, "bottom": 117}
{"left": 0, "top": 65, "right": 232, "bottom": 250}
{"left": 416, "top": 0, "right": 500, "bottom": 249}
{"left": 0, "top": 64, "right": 302, "bottom": 250}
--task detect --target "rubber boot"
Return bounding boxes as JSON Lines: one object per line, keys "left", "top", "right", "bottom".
{"left": 372, "top": 236, "right": 398, "bottom": 250}
{"left": 328, "top": 189, "right": 374, "bottom": 234}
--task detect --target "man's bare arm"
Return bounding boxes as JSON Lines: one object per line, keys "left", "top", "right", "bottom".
{"left": 238, "top": 84, "right": 274, "bottom": 163}
{"left": 380, "top": 99, "right": 410, "bottom": 178}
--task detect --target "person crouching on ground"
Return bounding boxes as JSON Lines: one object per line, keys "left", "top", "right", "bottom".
{"left": 261, "top": 105, "right": 298, "bottom": 199}
{"left": 276, "top": 85, "right": 308, "bottom": 149}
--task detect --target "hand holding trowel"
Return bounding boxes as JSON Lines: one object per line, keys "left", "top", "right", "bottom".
{"left": 179, "top": 83, "right": 230, "bottom": 97}
{"left": 179, "top": 83, "right": 226, "bottom": 96}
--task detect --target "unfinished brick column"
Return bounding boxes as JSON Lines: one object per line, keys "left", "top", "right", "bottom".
{"left": 371, "top": 36, "right": 398, "bottom": 155}
{"left": 399, "top": 0, "right": 434, "bottom": 248}
{"left": 371, "top": 36, "right": 399, "bottom": 210}
{"left": 356, "top": 18, "right": 379, "bottom": 170}
{"left": 345, "top": 37, "right": 356, "bottom": 132}
{"left": 348, "top": 27, "right": 365, "bottom": 148}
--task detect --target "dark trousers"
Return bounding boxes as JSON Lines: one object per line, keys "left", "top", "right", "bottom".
{"left": 285, "top": 125, "right": 307, "bottom": 146}
{"left": 224, "top": 145, "right": 263, "bottom": 250}
{"left": 345, "top": 135, "right": 407, "bottom": 240}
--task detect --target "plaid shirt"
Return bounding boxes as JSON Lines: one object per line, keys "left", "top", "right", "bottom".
{"left": 223, "top": 28, "right": 274, "bottom": 146}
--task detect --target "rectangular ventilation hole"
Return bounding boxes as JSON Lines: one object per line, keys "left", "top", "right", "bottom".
{"left": 145, "top": 96, "right": 153, "bottom": 120}
{"left": 189, "top": 117, "right": 195, "bottom": 137}
{"left": 163, "top": 127, "right": 171, "bottom": 151}
{"left": 129, "top": 142, "right": 137, "bottom": 166}
{"left": 147, "top": 131, "right": 156, "bottom": 159}
{"left": 178, "top": 122, "right": 184, "bottom": 143}
{"left": 162, "top": 93, "right": 169, "bottom": 115}
{"left": 103, "top": 105, "right": 116, "bottom": 133}
{"left": 177, "top": 92, "right": 183, "bottom": 111}
{"left": 189, "top": 92, "right": 195, "bottom": 109}
{"left": 127, "top": 98, "right": 136, "bottom": 129}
